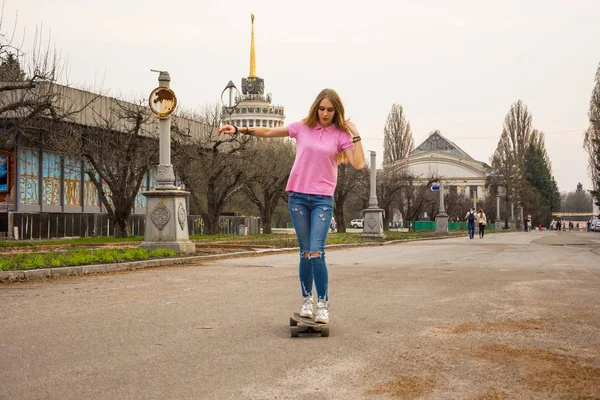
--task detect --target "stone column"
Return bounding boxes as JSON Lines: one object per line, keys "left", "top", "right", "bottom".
{"left": 140, "top": 71, "right": 195, "bottom": 255}
{"left": 362, "top": 151, "right": 385, "bottom": 238}
{"left": 495, "top": 195, "right": 502, "bottom": 230}
{"left": 509, "top": 202, "right": 515, "bottom": 230}
{"left": 473, "top": 189, "right": 479, "bottom": 235}
{"left": 435, "top": 181, "right": 448, "bottom": 236}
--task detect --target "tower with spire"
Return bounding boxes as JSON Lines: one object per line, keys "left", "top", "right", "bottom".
{"left": 226, "top": 14, "right": 285, "bottom": 129}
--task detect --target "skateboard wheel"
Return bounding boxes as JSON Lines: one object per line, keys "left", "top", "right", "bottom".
{"left": 290, "top": 326, "right": 299, "bottom": 337}
{"left": 289, "top": 317, "right": 297, "bottom": 327}
{"left": 320, "top": 326, "right": 329, "bottom": 337}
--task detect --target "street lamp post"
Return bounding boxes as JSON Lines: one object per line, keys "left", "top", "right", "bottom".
{"left": 140, "top": 70, "right": 195, "bottom": 255}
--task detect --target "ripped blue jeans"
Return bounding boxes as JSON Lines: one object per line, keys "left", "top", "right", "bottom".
{"left": 288, "top": 191, "right": 333, "bottom": 302}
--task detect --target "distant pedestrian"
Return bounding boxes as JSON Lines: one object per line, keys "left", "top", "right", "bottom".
{"left": 478, "top": 209, "right": 487, "bottom": 239}
{"left": 465, "top": 207, "right": 476, "bottom": 239}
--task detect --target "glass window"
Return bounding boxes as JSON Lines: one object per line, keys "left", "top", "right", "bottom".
{"left": 19, "top": 148, "right": 40, "bottom": 205}
{"left": 42, "top": 151, "right": 61, "bottom": 206}
{"left": 135, "top": 174, "right": 148, "bottom": 208}
{"left": 84, "top": 172, "right": 100, "bottom": 207}
{"left": 63, "top": 156, "right": 81, "bottom": 207}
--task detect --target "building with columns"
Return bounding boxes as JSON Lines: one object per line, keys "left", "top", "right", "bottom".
{"left": 390, "top": 131, "right": 489, "bottom": 200}
{"left": 224, "top": 14, "right": 285, "bottom": 129}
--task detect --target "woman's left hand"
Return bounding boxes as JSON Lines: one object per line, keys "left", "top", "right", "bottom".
{"left": 344, "top": 119, "right": 358, "bottom": 136}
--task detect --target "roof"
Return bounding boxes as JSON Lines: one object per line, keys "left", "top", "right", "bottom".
{"left": 408, "top": 131, "right": 473, "bottom": 159}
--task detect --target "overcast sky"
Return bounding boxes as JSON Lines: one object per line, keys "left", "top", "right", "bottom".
{"left": 7, "top": 0, "right": 599, "bottom": 193}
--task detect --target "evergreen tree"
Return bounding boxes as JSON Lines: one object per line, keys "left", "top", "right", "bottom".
{"left": 523, "top": 143, "right": 560, "bottom": 226}
{"left": 0, "top": 52, "right": 25, "bottom": 82}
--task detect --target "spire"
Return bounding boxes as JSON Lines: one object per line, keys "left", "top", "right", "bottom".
{"left": 249, "top": 14, "right": 256, "bottom": 79}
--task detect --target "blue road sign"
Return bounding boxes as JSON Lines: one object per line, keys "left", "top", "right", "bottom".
{"left": 430, "top": 185, "right": 440, "bottom": 191}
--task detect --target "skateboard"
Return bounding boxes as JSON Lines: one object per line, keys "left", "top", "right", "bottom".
{"left": 289, "top": 312, "right": 329, "bottom": 337}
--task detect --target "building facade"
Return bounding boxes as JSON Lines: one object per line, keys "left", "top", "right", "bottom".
{"left": 0, "top": 83, "right": 211, "bottom": 238}
{"left": 390, "top": 131, "right": 489, "bottom": 199}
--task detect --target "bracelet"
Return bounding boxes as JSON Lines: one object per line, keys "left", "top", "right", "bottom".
{"left": 242, "top": 127, "right": 255, "bottom": 136}
{"left": 233, "top": 125, "right": 239, "bottom": 134}
{"left": 352, "top": 136, "right": 361, "bottom": 143}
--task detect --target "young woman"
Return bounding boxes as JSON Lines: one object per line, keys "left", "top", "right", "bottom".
{"left": 478, "top": 208, "right": 487, "bottom": 239}
{"left": 218, "top": 88, "right": 365, "bottom": 323}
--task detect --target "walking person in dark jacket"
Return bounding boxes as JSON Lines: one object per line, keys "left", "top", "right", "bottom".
{"left": 465, "top": 208, "right": 476, "bottom": 239}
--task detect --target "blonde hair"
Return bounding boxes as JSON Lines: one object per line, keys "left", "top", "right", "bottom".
{"left": 303, "top": 88, "right": 352, "bottom": 164}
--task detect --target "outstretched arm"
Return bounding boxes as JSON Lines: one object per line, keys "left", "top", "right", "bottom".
{"left": 343, "top": 120, "right": 365, "bottom": 170}
{"left": 218, "top": 124, "right": 289, "bottom": 138}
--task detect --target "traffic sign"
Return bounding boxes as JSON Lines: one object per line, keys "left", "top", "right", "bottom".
{"left": 430, "top": 185, "right": 440, "bottom": 191}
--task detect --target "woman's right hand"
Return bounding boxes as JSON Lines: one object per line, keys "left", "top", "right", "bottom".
{"left": 218, "top": 124, "right": 236, "bottom": 136}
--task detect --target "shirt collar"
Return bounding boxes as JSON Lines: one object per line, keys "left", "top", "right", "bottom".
{"left": 315, "top": 123, "right": 336, "bottom": 133}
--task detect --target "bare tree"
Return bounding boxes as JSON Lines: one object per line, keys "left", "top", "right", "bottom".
{"left": 397, "top": 175, "right": 439, "bottom": 222}
{"left": 333, "top": 162, "right": 369, "bottom": 233}
{"left": 242, "top": 138, "right": 295, "bottom": 233}
{"left": 383, "top": 104, "right": 414, "bottom": 166}
{"left": 172, "top": 104, "right": 253, "bottom": 234}
{"left": 488, "top": 100, "right": 546, "bottom": 227}
{"left": 45, "top": 100, "right": 158, "bottom": 237}
{"left": 376, "top": 166, "right": 410, "bottom": 230}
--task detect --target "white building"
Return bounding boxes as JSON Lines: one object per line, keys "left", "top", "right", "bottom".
{"left": 390, "top": 131, "right": 489, "bottom": 199}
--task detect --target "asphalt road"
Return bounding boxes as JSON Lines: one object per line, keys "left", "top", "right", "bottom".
{"left": 1, "top": 231, "right": 599, "bottom": 399}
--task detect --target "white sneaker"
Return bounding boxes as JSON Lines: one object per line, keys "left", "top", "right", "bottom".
{"left": 315, "top": 300, "right": 329, "bottom": 324}
{"left": 300, "top": 296, "right": 314, "bottom": 319}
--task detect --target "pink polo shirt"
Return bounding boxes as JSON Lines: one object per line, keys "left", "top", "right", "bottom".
{"left": 285, "top": 120, "right": 354, "bottom": 196}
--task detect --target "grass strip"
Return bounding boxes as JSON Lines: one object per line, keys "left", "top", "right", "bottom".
{"left": 0, "top": 248, "right": 176, "bottom": 271}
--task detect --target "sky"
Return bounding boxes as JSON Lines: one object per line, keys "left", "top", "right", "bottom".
{"left": 6, "top": 0, "right": 600, "bottom": 193}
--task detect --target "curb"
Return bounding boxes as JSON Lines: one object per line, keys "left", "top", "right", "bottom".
{"left": 0, "top": 233, "right": 467, "bottom": 283}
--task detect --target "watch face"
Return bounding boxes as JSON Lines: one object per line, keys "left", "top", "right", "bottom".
{"left": 246, "top": 81, "right": 255, "bottom": 91}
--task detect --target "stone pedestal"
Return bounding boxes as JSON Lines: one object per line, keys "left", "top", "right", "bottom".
{"left": 435, "top": 212, "right": 449, "bottom": 236}
{"left": 140, "top": 190, "right": 195, "bottom": 254}
{"left": 362, "top": 208, "right": 385, "bottom": 239}
{"left": 495, "top": 221, "right": 503, "bottom": 231}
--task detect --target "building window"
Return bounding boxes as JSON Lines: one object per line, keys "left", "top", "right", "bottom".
{"left": 63, "top": 156, "right": 81, "bottom": 207}
{"left": 19, "top": 148, "right": 40, "bottom": 205}
{"left": 42, "top": 151, "right": 61, "bottom": 206}
{"left": 249, "top": 120, "right": 254, "bottom": 127}
{"left": 269, "top": 120, "right": 273, "bottom": 127}
{"left": 242, "top": 108, "right": 247, "bottom": 113}
{"left": 84, "top": 172, "right": 99, "bottom": 207}
{"left": 135, "top": 173, "right": 148, "bottom": 209}
{"left": 262, "top": 120, "right": 267, "bottom": 127}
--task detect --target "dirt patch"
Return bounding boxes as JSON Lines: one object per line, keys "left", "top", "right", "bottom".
{"left": 470, "top": 344, "right": 600, "bottom": 397}
{"left": 448, "top": 318, "right": 546, "bottom": 334}
{"left": 363, "top": 376, "right": 437, "bottom": 399}
{"left": 466, "top": 391, "right": 508, "bottom": 400}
